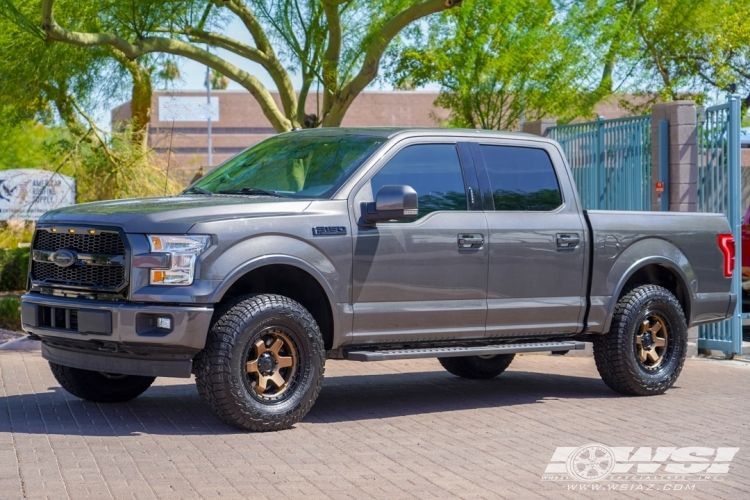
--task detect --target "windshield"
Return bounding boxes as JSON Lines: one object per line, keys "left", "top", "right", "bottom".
{"left": 187, "top": 133, "right": 385, "bottom": 199}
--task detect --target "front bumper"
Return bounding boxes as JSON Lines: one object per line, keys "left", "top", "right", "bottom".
{"left": 21, "top": 293, "right": 214, "bottom": 378}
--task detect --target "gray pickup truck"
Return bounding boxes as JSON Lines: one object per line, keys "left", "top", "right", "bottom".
{"left": 21, "top": 128, "right": 735, "bottom": 431}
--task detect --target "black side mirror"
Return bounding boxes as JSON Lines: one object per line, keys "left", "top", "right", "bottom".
{"left": 363, "top": 185, "right": 418, "bottom": 223}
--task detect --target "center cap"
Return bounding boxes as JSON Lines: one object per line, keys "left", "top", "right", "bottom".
{"left": 641, "top": 332, "right": 654, "bottom": 349}
{"left": 257, "top": 353, "right": 275, "bottom": 374}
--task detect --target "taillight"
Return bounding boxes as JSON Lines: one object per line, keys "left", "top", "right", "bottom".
{"left": 718, "top": 234, "right": 735, "bottom": 278}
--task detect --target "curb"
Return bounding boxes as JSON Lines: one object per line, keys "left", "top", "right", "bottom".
{"left": 0, "top": 336, "right": 41, "bottom": 351}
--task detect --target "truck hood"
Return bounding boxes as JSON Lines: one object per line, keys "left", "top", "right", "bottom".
{"left": 39, "top": 195, "right": 312, "bottom": 233}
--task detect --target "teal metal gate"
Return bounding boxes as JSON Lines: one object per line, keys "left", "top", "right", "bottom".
{"left": 697, "top": 95, "right": 743, "bottom": 356}
{"left": 547, "top": 115, "right": 652, "bottom": 210}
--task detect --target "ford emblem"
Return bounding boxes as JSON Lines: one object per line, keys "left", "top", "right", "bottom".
{"left": 50, "top": 249, "right": 77, "bottom": 268}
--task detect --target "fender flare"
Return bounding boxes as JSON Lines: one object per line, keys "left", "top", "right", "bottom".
{"left": 209, "top": 253, "right": 339, "bottom": 306}
{"left": 601, "top": 245, "right": 695, "bottom": 333}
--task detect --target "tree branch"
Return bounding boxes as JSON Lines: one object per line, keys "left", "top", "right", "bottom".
{"left": 41, "top": 0, "right": 293, "bottom": 131}
{"left": 215, "top": 1, "right": 299, "bottom": 125}
{"left": 323, "top": 0, "right": 463, "bottom": 126}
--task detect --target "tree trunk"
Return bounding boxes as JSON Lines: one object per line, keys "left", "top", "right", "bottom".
{"left": 129, "top": 63, "right": 152, "bottom": 152}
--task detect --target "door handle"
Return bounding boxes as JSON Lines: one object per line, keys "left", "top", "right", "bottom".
{"left": 556, "top": 233, "right": 581, "bottom": 251}
{"left": 458, "top": 234, "right": 484, "bottom": 249}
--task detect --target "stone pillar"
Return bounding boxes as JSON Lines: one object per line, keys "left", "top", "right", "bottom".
{"left": 522, "top": 119, "right": 557, "bottom": 137}
{"left": 650, "top": 101, "right": 698, "bottom": 212}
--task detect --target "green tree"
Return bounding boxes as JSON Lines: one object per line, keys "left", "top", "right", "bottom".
{"left": 569, "top": 0, "right": 750, "bottom": 108}
{"left": 40, "top": 0, "right": 464, "bottom": 132}
{"left": 0, "top": 0, "right": 160, "bottom": 150}
{"left": 389, "top": 0, "right": 597, "bottom": 129}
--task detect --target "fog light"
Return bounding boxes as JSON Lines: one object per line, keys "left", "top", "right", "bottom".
{"left": 157, "top": 317, "right": 172, "bottom": 330}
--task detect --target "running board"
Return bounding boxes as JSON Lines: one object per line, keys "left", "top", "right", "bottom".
{"left": 344, "top": 341, "right": 585, "bottom": 362}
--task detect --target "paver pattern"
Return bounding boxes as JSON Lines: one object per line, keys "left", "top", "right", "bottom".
{"left": 0, "top": 351, "right": 748, "bottom": 499}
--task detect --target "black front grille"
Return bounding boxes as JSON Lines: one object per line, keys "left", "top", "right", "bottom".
{"left": 34, "top": 230, "right": 125, "bottom": 255}
{"left": 32, "top": 261, "right": 125, "bottom": 288}
{"left": 31, "top": 228, "right": 128, "bottom": 291}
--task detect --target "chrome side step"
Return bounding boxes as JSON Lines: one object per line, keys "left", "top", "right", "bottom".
{"left": 344, "top": 341, "right": 585, "bottom": 362}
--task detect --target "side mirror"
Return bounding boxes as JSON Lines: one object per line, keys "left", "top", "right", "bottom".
{"left": 363, "top": 185, "right": 418, "bottom": 223}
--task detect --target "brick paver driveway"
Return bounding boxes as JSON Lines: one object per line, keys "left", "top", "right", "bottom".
{"left": 1, "top": 351, "right": 748, "bottom": 499}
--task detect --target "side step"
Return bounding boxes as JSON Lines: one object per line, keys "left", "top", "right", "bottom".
{"left": 344, "top": 341, "right": 585, "bottom": 362}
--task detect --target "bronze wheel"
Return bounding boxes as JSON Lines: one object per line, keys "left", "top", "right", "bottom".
{"left": 635, "top": 313, "right": 669, "bottom": 370}
{"left": 245, "top": 329, "right": 299, "bottom": 400}
{"left": 593, "top": 285, "right": 687, "bottom": 396}
{"left": 195, "top": 294, "right": 325, "bottom": 432}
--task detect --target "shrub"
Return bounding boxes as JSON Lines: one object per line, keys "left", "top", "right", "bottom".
{"left": 0, "top": 296, "right": 21, "bottom": 331}
{"left": 0, "top": 248, "right": 29, "bottom": 291}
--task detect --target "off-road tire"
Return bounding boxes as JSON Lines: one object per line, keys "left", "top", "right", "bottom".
{"left": 49, "top": 363, "right": 155, "bottom": 403}
{"left": 438, "top": 354, "right": 515, "bottom": 379}
{"left": 195, "top": 294, "right": 325, "bottom": 432}
{"left": 593, "top": 285, "right": 687, "bottom": 396}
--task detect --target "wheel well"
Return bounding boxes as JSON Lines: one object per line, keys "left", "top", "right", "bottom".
{"left": 220, "top": 264, "right": 334, "bottom": 350}
{"left": 620, "top": 264, "right": 690, "bottom": 319}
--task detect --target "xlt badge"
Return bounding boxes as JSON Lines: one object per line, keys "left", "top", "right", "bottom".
{"left": 312, "top": 226, "right": 347, "bottom": 236}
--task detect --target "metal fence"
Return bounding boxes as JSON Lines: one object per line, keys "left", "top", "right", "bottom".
{"left": 547, "top": 115, "right": 652, "bottom": 210}
{"left": 697, "top": 95, "right": 743, "bottom": 356}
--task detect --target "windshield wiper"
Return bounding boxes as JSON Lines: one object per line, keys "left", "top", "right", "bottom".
{"left": 182, "top": 186, "right": 213, "bottom": 196}
{"left": 217, "top": 187, "right": 289, "bottom": 198}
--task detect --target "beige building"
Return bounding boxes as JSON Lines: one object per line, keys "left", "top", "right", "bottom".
{"left": 111, "top": 90, "right": 642, "bottom": 187}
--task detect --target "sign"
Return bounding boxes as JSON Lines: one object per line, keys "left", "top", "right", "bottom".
{"left": 655, "top": 181, "right": 664, "bottom": 193}
{"left": 158, "top": 96, "right": 219, "bottom": 122}
{"left": 0, "top": 169, "right": 76, "bottom": 221}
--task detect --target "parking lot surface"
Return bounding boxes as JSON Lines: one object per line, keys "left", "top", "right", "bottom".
{"left": 1, "top": 351, "right": 749, "bottom": 499}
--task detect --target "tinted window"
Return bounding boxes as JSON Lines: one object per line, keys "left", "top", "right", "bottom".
{"left": 480, "top": 145, "right": 562, "bottom": 211}
{"left": 371, "top": 144, "right": 467, "bottom": 219}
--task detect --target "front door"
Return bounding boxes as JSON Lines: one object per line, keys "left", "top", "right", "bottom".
{"left": 349, "top": 142, "right": 488, "bottom": 344}
{"left": 473, "top": 142, "right": 587, "bottom": 337}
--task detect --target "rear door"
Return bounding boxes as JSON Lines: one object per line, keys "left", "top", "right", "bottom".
{"left": 471, "top": 141, "right": 587, "bottom": 337}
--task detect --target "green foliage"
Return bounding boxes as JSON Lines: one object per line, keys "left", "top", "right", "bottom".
{"left": 0, "top": 247, "right": 28, "bottom": 291}
{"left": 0, "top": 296, "right": 21, "bottom": 330}
{"left": 389, "top": 0, "right": 597, "bottom": 129}
{"left": 0, "top": 122, "right": 65, "bottom": 170}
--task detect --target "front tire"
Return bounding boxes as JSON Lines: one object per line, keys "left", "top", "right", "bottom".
{"left": 593, "top": 285, "right": 687, "bottom": 396}
{"left": 49, "top": 363, "right": 155, "bottom": 403}
{"left": 438, "top": 354, "right": 515, "bottom": 379}
{"left": 195, "top": 294, "right": 325, "bottom": 432}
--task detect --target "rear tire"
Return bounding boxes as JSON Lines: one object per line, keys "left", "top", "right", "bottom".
{"left": 438, "top": 354, "right": 515, "bottom": 379}
{"left": 593, "top": 285, "right": 687, "bottom": 396}
{"left": 49, "top": 362, "right": 155, "bottom": 403}
{"left": 195, "top": 294, "right": 325, "bottom": 432}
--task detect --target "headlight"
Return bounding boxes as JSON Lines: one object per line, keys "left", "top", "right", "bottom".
{"left": 148, "top": 235, "right": 210, "bottom": 285}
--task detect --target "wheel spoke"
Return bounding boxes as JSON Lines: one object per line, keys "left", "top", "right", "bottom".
{"left": 654, "top": 336, "right": 666, "bottom": 348}
{"left": 246, "top": 359, "right": 259, "bottom": 374}
{"left": 269, "top": 339, "right": 284, "bottom": 355}
{"left": 639, "top": 348, "right": 648, "bottom": 363}
{"left": 254, "top": 339, "right": 266, "bottom": 355}
{"left": 646, "top": 349, "right": 660, "bottom": 363}
{"left": 255, "top": 375, "right": 269, "bottom": 394}
{"left": 270, "top": 371, "right": 286, "bottom": 389}
{"left": 277, "top": 356, "right": 293, "bottom": 368}
{"left": 649, "top": 321, "right": 662, "bottom": 335}
{"left": 635, "top": 334, "right": 643, "bottom": 346}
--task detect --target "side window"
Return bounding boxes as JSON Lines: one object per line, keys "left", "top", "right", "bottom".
{"left": 480, "top": 145, "right": 563, "bottom": 211}
{"left": 370, "top": 144, "right": 467, "bottom": 220}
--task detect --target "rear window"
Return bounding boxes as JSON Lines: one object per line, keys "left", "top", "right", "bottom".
{"left": 480, "top": 145, "right": 562, "bottom": 211}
